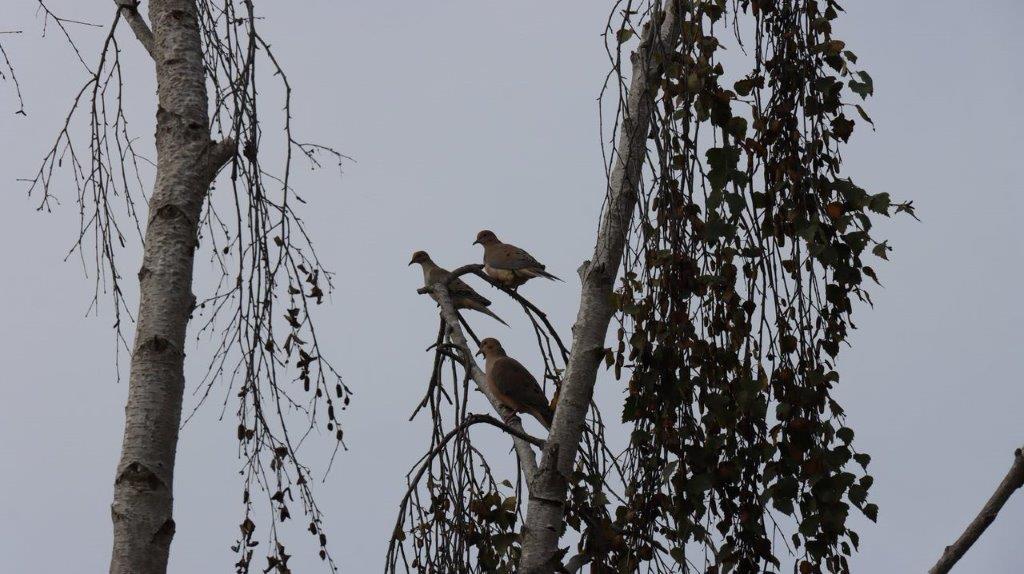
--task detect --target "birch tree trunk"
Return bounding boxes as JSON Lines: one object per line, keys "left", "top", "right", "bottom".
{"left": 516, "top": 4, "right": 682, "bottom": 571}
{"left": 108, "top": 1, "right": 233, "bottom": 572}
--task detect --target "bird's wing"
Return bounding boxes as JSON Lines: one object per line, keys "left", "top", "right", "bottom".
{"left": 488, "top": 243, "right": 544, "bottom": 271}
{"left": 491, "top": 357, "right": 548, "bottom": 413}
{"left": 451, "top": 276, "right": 491, "bottom": 306}
{"left": 429, "top": 266, "right": 491, "bottom": 306}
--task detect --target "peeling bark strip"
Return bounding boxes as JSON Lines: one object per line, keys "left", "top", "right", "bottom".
{"left": 516, "top": 4, "right": 683, "bottom": 572}
{"left": 109, "top": 1, "right": 234, "bottom": 572}
{"left": 929, "top": 446, "right": 1024, "bottom": 574}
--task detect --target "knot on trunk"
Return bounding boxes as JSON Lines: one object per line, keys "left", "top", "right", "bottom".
{"left": 153, "top": 518, "right": 176, "bottom": 543}
{"left": 153, "top": 203, "right": 188, "bottom": 221}
{"left": 140, "top": 335, "right": 177, "bottom": 356}
{"left": 115, "top": 461, "right": 166, "bottom": 492}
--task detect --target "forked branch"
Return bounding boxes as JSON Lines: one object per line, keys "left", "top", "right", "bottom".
{"left": 425, "top": 282, "right": 540, "bottom": 481}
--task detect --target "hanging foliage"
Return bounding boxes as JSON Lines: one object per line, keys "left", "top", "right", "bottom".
{"left": 604, "top": 0, "right": 913, "bottom": 572}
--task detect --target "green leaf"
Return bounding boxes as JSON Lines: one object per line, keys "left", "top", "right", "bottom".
{"left": 857, "top": 71, "right": 874, "bottom": 94}
{"left": 799, "top": 515, "right": 821, "bottom": 536}
{"left": 773, "top": 496, "right": 794, "bottom": 515}
{"left": 848, "top": 484, "right": 867, "bottom": 506}
{"left": 734, "top": 78, "right": 755, "bottom": 97}
{"left": 853, "top": 452, "right": 871, "bottom": 469}
{"left": 781, "top": 334, "right": 798, "bottom": 353}
{"left": 616, "top": 28, "right": 634, "bottom": 44}
{"left": 871, "top": 241, "right": 890, "bottom": 261}
{"left": 849, "top": 70, "right": 875, "bottom": 99}
{"left": 854, "top": 104, "right": 875, "bottom": 127}
{"left": 689, "top": 472, "right": 714, "bottom": 494}
{"left": 863, "top": 265, "right": 881, "bottom": 285}
{"left": 836, "top": 427, "right": 854, "bottom": 445}
{"left": 814, "top": 39, "right": 846, "bottom": 56}
{"left": 868, "top": 192, "right": 891, "bottom": 214}
{"left": 705, "top": 146, "right": 740, "bottom": 191}
{"left": 862, "top": 503, "right": 879, "bottom": 522}
{"left": 727, "top": 116, "right": 748, "bottom": 139}
{"left": 671, "top": 547, "right": 686, "bottom": 565}
{"left": 724, "top": 192, "right": 746, "bottom": 216}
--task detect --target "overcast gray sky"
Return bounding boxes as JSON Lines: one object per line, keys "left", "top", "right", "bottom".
{"left": 2, "top": 1, "right": 1022, "bottom": 572}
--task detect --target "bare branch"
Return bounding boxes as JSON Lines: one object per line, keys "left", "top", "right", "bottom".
{"left": 201, "top": 136, "right": 236, "bottom": 178}
{"left": 929, "top": 446, "right": 1024, "bottom": 574}
{"left": 428, "top": 281, "right": 540, "bottom": 481}
{"left": 0, "top": 31, "right": 26, "bottom": 115}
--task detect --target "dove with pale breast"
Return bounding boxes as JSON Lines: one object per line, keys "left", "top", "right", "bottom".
{"left": 472, "top": 230, "right": 562, "bottom": 289}
{"left": 409, "top": 251, "right": 508, "bottom": 326}
{"left": 476, "top": 337, "right": 554, "bottom": 429}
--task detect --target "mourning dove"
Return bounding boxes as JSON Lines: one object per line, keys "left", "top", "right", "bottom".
{"left": 473, "top": 230, "right": 562, "bottom": 289}
{"left": 476, "top": 337, "right": 554, "bottom": 429}
{"left": 410, "top": 251, "right": 508, "bottom": 326}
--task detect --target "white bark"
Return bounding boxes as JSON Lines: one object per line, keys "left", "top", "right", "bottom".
{"left": 516, "top": 4, "right": 682, "bottom": 572}
{"left": 114, "top": 0, "right": 156, "bottom": 59}
{"left": 108, "top": 1, "right": 233, "bottom": 572}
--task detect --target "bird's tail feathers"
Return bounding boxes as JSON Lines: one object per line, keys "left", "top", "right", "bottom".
{"left": 535, "top": 269, "right": 564, "bottom": 282}
{"left": 531, "top": 405, "right": 554, "bottom": 430}
{"left": 479, "top": 306, "right": 510, "bottom": 327}
{"left": 462, "top": 299, "right": 509, "bottom": 327}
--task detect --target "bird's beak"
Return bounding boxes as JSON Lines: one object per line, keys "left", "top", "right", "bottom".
{"left": 475, "top": 348, "right": 483, "bottom": 357}
{"left": 472, "top": 239, "right": 480, "bottom": 245}
{"left": 408, "top": 258, "right": 415, "bottom": 266}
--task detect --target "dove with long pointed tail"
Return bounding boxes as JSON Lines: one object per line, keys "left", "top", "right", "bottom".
{"left": 473, "top": 230, "right": 562, "bottom": 289}
{"left": 409, "top": 251, "right": 508, "bottom": 326}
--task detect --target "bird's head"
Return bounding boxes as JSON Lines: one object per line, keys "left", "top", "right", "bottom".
{"left": 476, "top": 337, "right": 505, "bottom": 358}
{"left": 473, "top": 230, "right": 499, "bottom": 246}
{"left": 408, "top": 250, "right": 431, "bottom": 266}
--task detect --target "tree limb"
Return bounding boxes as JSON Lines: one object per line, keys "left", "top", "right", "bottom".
{"left": 929, "top": 446, "right": 1024, "bottom": 574}
{"left": 466, "top": 413, "right": 546, "bottom": 448}
{"left": 202, "top": 137, "right": 237, "bottom": 180}
{"left": 428, "top": 282, "right": 540, "bottom": 482}
{"left": 113, "top": 0, "right": 155, "bottom": 60}
{"left": 388, "top": 413, "right": 544, "bottom": 557}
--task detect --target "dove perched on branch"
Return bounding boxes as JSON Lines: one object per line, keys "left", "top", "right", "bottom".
{"left": 473, "top": 230, "right": 562, "bottom": 289}
{"left": 477, "top": 337, "right": 554, "bottom": 430}
{"left": 410, "top": 251, "right": 508, "bottom": 326}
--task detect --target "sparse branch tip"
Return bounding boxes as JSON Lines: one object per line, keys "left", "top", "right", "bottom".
{"left": 203, "top": 137, "right": 236, "bottom": 178}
